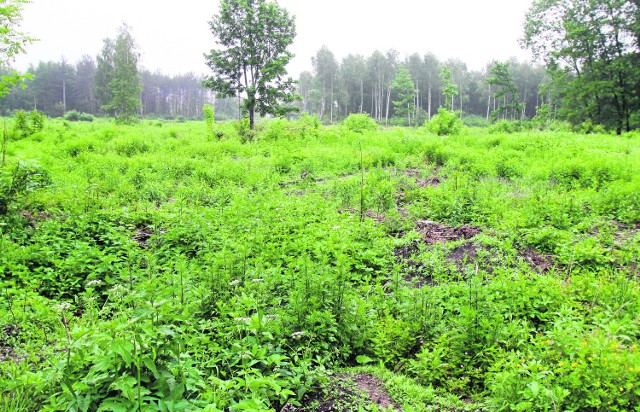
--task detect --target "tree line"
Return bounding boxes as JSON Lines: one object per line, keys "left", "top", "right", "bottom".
{"left": 297, "top": 47, "right": 549, "bottom": 125}
{"left": 0, "top": 57, "right": 240, "bottom": 120}
{"left": 2, "top": 0, "right": 640, "bottom": 134}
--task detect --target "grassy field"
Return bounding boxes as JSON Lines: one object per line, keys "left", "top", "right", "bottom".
{"left": 1, "top": 117, "right": 639, "bottom": 411}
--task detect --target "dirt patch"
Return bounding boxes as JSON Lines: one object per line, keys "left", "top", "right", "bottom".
{"left": 18, "top": 210, "right": 53, "bottom": 228}
{"left": 448, "top": 243, "right": 479, "bottom": 262}
{"left": 132, "top": 226, "right": 155, "bottom": 247}
{"left": 288, "top": 373, "right": 400, "bottom": 412}
{"left": 352, "top": 374, "right": 400, "bottom": 410}
{"left": 402, "top": 168, "right": 443, "bottom": 188}
{"left": 417, "top": 220, "right": 481, "bottom": 244}
{"left": 522, "top": 247, "right": 554, "bottom": 272}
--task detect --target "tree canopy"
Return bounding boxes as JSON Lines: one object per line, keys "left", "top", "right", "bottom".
{"left": 522, "top": 0, "right": 640, "bottom": 134}
{"left": 95, "top": 25, "right": 142, "bottom": 124}
{"left": 0, "top": 0, "right": 34, "bottom": 97}
{"left": 204, "top": 0, "right": 298, "bottom": 130}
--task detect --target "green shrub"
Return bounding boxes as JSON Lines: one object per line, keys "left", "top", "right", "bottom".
{"left": 64, "top": 110, "right": 81, "bottom": 121}
{"left": 343, "top": 113, "right": 378, "bottom": 134}
{"left": 12, "top": 110, "right": 45, "bottom": 139}
{"left": 462, "top": 114, "right": 491, "bottom": 128}
{"left": 0, "top": 161, "right": 51, "bottom": 215}
{"left": 426, "top": 108, "right": 464, "bottom": 136}
{"left": 489, "top": 120, "right": 522, "bottom": 134}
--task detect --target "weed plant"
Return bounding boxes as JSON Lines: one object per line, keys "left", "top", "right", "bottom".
{"left": 0, "top": 118, "right": 638, "bottom": 411}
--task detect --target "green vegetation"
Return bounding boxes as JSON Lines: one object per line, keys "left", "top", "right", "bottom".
{"left": 204, "top": 0, "right": 298, "bottom": 130}
{"left": 0, "top": 117, "right": 638, "bottom": 411}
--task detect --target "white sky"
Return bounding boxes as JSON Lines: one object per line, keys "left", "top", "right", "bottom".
{"left": 13, "top": 0, "right": 534, "bottom": 77}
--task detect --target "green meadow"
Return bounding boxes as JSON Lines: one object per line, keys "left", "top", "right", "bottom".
{"left": 1, "top": 117, "right": 639, "bottom": 411}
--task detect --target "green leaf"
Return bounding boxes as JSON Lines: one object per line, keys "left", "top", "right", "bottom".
{"left": 356, "top": 355, "right": 374, "bottom": 364}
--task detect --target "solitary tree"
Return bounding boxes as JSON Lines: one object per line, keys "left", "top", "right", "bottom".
{"left": 204, "top": 0, "right": 298, "bottom": 130}
{"left": 95, "top": 24, "right": 141, "bottom": 124}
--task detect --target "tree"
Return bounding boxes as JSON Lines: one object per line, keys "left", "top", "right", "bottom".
{"left": 522, "top": 0, "right": 640, "bottom": 134}
{"left": 312, "top": 46, "right": 338, "bottom": 122}
{"left": 439, "top": 67, "right": 458, "bottom": 110}
{"left": 204, "top": 0, "right": 297, "bottom": 130}
{"left": 486, "top": 62, "right": 523, "bottom": 120}
{"left": 0, "top": 0, "right": 34, "bottom": 97}
{"left": 95, "top": 25, "right": 142, "bottom": 123}
{"left": 390, "top": 65, "right": 415, "bottom": 125}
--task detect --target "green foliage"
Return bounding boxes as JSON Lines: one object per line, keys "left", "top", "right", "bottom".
{"left": 0, "top": 0, "right": 35, "bottom": 97}
{"left": 95, "top": 24, "right": 142, "bottom": 124}
{"left": 203, "top": 104, "right": 218, "bottom": 140}
{"left": 523, "top": 0, "right": 640, "bottom": 134}
{"left": 462, "top": 115, "right": 490, "bottom": 128}
{"left": 0, "top": 160, "right": 51, "bottom": 215}
{"left": 391, "top": 65, "right": 416, "bottom": 126}
{"left": 343, "top": 113, "right": 378, "bottom": 134}
{"left": 488, "top": 120, "right": 522, "bottom": 134}
{"left": 12, "top": 109, "right": 45, "bottom": 139}
{"left": 426, "top": 108, "right": 464, "bottom": 136}
{"left": 64, "top": 110, "right": 94, "bottom": 122}
{"left": 1, "top": 120, "right": 639, "bottom": 410}
{"left": 439, "top": 67, "right": 458, "bottom": 110}
{"left": 487, "top": 62, "right": 523, "bottom": 120}
{"left": 204, "top": 0, "right": 298, "bottom": 129}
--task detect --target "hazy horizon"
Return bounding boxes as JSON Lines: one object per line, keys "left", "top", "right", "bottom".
{"left": 13, "top": 0, "right": 534, "bottom": 76}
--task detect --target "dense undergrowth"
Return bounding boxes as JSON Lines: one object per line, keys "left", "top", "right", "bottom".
{"left": 0, "top": 117, "right": 639, "bottom": 411}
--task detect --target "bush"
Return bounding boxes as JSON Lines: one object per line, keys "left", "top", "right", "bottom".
{"left": 426, "top": 108, "right": 464, "bottom": 136}
{"left": 0, "top": 161, "right": 51, "bottom": 215}
{"left": 64, "top": 111, "right": 94, "bottom": 122}
{"left": 343, "top": 113, "right": 378, "bottom": 134}
{"left": 12, "top": 110, "right": 45, "bottom": 139}
{"left": 78, "top": 112, "right": 94, "bottom": 122}
{"left": 489, "top": 120, "right": 521, "bottom": 134}
{"left": 64, "top": 110, "right": 81, "bottom": 121}
{"left": 462, "top": 114, "right": 491, "bottom": 128}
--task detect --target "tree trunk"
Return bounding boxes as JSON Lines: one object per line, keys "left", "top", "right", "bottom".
{"left": 385, "top": 86, "right": 391, "bottom": 125}
{"left": 486, "top": 84, "right": 491, "bottom": 121}
{"left": 428, "top": 86, "right": 432, "bottom": 120}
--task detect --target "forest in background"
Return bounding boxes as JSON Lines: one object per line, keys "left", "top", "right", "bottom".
{"left": 0, "top": 50, "right": 546, "bottom": 124}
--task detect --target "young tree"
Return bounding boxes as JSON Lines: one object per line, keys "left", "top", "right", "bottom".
{"left": 390, "top": 65, "right": 415, "bottom": 125}
{"left": 95, "top": 25, "right": 142, "bottom": 123}
{"left": 0, "top": 0, "right": 35, "bottom": 97}
{"left": 439, "top": 67, "right": 458, "bottom": 110}
{"left": 486, "top": 62, "right": 523, "bottom": 120}
{"left": 204, "top": 0, "right": 298, "bottom": 130}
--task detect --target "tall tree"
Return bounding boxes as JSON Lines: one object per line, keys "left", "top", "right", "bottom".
{"left": 204, "top": 0, "right": 298, "bottom": 130}
{"left": 94, "top": 38, "right": 115, "bottom": 114}
{"left": 312, "top": 46, "right": 338, "bottom": 122}
{"left": 108, "top": 25, "right": 142, "bottom": 123}
{"left": 523, "top": 0, "right": 640, "bottom": 134}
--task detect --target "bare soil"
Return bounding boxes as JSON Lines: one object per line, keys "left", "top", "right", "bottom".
{"left": 287, "top": 373, "right": 399, "bottom": 411}
{"left": 416, "top": 220, "right": 481, "bottom": 244}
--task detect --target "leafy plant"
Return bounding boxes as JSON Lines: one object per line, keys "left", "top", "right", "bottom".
{"left": 343, "top": 113, "right": 378, "bottom": 134}
{"left": 426, "top": 108, "right": 463, "bottom": 136}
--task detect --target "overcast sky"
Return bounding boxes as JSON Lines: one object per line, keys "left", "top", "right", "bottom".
{"left": 13, "top": 0, "right": 534, "bottom": 77}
